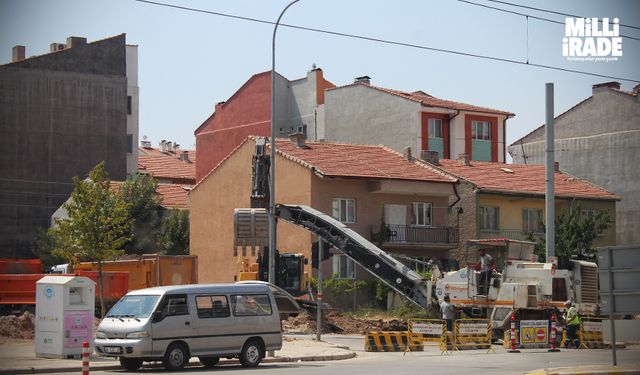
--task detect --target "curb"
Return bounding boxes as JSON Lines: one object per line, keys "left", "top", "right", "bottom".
{"left": 0, "top": 352, "right": 357, "bottom": 374}
{"left": 524, "top": 367, "right": 640, "bottom": 375}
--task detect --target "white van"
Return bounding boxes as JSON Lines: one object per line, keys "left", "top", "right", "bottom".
{"left": 94, "top": 283, "right": 282, "bottom": 371}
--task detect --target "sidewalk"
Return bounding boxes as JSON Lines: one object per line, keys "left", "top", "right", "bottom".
{"left": 0, "top": 337, "right": 356, "bottom": 374}
{"left": 525, "top": 365, "right": 640, "bottom": 375}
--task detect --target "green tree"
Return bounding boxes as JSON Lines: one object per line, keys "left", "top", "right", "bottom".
{"left": 119, "top": 173, "right": 163, "bottom": 254}
{"left": 159, "top": 209, "right": 190, "bottom": 255}
{"left": 49, "top": 162, "right": 132, "bottom": 317}
{"left": 532, "top": 203, "right": 611, "bottom": 263}
{"left": 32, "top": 229, "right": 65, "bottom": 272}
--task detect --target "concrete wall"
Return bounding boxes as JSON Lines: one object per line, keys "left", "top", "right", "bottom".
{"left": 324, "top": 84, "right": 421, "bottom": 153}
{"left": 0, "top": 34, "right": 128, "bottom": 258}
{"left": 508, "top": 88, "right": 640, "bottom": 245}
{"left": 126, "top": 44, "right": 139, "bottom": 174}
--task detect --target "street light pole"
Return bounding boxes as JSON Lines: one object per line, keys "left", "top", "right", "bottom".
{"left": 269, "top": 0, "right": 300, "bottom": 284}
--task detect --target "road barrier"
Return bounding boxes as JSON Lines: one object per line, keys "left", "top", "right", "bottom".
{"left": 364, "top": 331, "right": 423, "bottom": 352}
{"left": 454, "top": 319, "right": 494, "bottom": 353}
{"left": 580, "top": 317, "right": 606, "bottom": 349}
{"left": 82, "top": 341, "right": 90, "bottom": 375}
{"left": 407, "top": 319, "right": 448, "bottom": 353}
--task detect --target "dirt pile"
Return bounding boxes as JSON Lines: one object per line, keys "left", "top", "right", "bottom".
{"left": 283, "top": 310, "right": 408, "bottom": 334}
{"left": 0, "top": 312, "right": 35, "bottom": 340}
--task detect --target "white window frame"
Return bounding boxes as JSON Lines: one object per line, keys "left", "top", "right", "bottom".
{"left": 412, "top": 202, "right": 433, "bottom": 227}
{"left": 523, "top": 208, "right": 544, "bottom": 233}
{"left": 428, "top": 118, "right": 443, "bottom": 138}
{"left": 479, "top": 206, "right": 499, "bottom": 231}
{"left": 333, "top": 254, "right": 355, "bottom": 279}
{"left": 332, "top": 198, "right": 356, "bottom": 224}
{"left": 472, "top": 120, "right": 491, "bottom": 141}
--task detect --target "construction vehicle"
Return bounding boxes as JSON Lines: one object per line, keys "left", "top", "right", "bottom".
{"left": 434, "top": 238, "right": 599, "bottom": 336}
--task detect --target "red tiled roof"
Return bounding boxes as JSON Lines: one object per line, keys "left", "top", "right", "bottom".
{"left": 109, "top": 181, "right": 190, "bottom": 209}
{"left": 329, "top": 83, "right": 515, "bottom": 117}
{"left": 435, "top": 159, "right": 619, "bottom": 200}
{"left": 138, "top": 146, "right": 196, "bottom": 183}
{"left": 274, "top": 139, "right": 456, "bottom": 183}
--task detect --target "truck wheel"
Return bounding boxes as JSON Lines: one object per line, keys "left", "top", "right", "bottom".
{"left": 119, "top": 357, "right": 143, "bottom": 371}
{"left": 239, "top": 339, "right": 263, "bottom": 367}
{"left": 163, "top": 342, "right": 189, "bottom": 371}
{"left": 199, "top": 356, "right": 220, "bottom": 367}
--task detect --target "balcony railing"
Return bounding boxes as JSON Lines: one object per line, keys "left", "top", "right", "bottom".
{"left": 478, "top": 228, "right": 543, "bottom": 241}
{"left": 371, "top": 225, "right": 459, "bottom": 245}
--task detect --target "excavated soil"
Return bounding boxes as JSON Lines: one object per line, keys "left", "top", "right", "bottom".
{"left": 0, "top": 312, "right": 35, "bottom": 341}
{"left": 283, "top": 310, "right": 408, "bottom": 334}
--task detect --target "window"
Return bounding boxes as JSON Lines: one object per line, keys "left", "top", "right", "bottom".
{"left": 127, "top": 134, "right": 133, "bottom": 153}
{"left": 523, "top": 208, "right": 544, "bottom": 233}
{"left": 552, "top": 278, "right": 568, "bottom": 302}
{"left": 127, "top": 95, "right": 132, "bottom": 115}
{"left": 479, "top": 206, "right": 499, "bottom": 230}
{"left": 297, "top": 124, "right": 307, "bottom": 136}
{"left": 412, "top": 202, "right": 432, "bottom": 226}
{"left": 333, "top": 254, "right": 355, "bottom": 279}
{"left": 332, "top": 198, "right": 355, "bottom": 223}
{"left": 472, "top": 120, "right": 491, "bottom": 140}
{"left": 428, "top": 118, "right": 443, "bottom": 138}
{"left": 158, "top": 294, "right": 189, "bottom": 316}
{"left": 231, "top": 294, "right": 272, "bottom": 316}
{"left": 196, "top": 295, "right": 230, "bottom": 319}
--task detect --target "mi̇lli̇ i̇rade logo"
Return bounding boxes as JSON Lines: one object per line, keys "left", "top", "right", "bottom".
{"left": 563, "top": 17, "right": 622, "bottom": 62}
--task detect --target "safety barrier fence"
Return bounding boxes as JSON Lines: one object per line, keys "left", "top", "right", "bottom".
{"left": 454, "top": 319, "right": 494, "bottom": 353}
{"left": 407, "top": 319, "right": 449, "bottom": 353}
{"left": 364, "top": 331, "right": 423, "bottom": 352}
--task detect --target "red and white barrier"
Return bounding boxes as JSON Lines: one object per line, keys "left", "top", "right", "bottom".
{"left": 82, "top": 341, "right": 90, "bottom": 375}
{"left": 508, "top": 313, "right": 520, "bottom": 353}
{"left": 548, "top": 315, "right": 560, "bottom": 352}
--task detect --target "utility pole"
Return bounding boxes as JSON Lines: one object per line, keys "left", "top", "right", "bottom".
{"left": 545, "top": 83, "right": 555, "bottom": 261}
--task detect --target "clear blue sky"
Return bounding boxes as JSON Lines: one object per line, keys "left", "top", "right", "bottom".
{"left": 1, "top": 0, "right": 638, "bottom": 155}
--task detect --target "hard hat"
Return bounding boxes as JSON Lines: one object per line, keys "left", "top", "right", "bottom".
{"left": 564, "top": 300, "right": 572, "bottom": 306}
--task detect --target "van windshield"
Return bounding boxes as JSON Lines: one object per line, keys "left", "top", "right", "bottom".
{"left": 106, "top": 295, "right": 160, "bottom": 318}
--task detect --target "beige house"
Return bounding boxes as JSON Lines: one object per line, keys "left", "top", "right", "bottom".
{"left": 189, "top": 136, "right": 458, "bottom": 284}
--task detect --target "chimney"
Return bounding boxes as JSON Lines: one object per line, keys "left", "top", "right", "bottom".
{"left": 66, "top": 36, "right": 87, "bottom": 48}
{"left": 289, "top": 132, "right": 307, "bottom": 148}
{"left": 12, "top": 46, "right": 25, "bottom": 62}
{"left": 403, "top": 146, "right": 413, "bottom": 161}
{"left": 633, "top": 84, "right": 640, "bottom": 94}
{"left": 159, "top": 140, "right": 166, "bottom": 152}
{"left": 179, "top": 151, "right": 191, "bottom": 163}
{"left": 554, "top": 161, "right": 560, "bottom": 172}
{"left": 421, "top": 150, "right": 439, "bottom": 165}
{"left": 174, "top": 143, "right": 180, "bottom": 153}
{"left": 141, "top": 139, "right": 152, "bottom": 148}
{"left": 49, "top": 43, "right": 66, "bottom": 52}
{"left": 215, "top": 101, "right": 225, "bottom": 111}
{"left": 457, "top": 153, "right": 471, "bottom": 166}
{"left": 354, "top": 75, "right": 371, "bottom": 85}
{"left": 592, "top": 81, "right": 620, "bottom": 95}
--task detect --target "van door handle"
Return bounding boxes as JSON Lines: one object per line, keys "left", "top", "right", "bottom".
{"left": 185, "top": 321, "right": 191, "bottom": 326}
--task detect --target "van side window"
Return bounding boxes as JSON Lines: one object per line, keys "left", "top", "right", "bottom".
{"left": 231, "top": 294, "right": 272, "bottom": 317}
{"left": 159, "top": 294, "right": 189, "bottom": 316}
{"left": 196, "top": 295, "right": 230, "bottom": 319}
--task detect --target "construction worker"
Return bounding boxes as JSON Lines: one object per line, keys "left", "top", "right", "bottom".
{"left": 563, "top": 300, "right": 581, "bottom": 349}
{"left": 476, "top": 248, "right": 495, "bottom": 295}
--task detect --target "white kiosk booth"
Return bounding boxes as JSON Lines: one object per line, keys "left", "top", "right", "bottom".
{"left": 35, "top": 276, "right": 95, "bottom": 358}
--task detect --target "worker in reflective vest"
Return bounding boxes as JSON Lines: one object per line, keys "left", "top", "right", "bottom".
{"left": 563, "top": 300, "right": 581, "bottom": 349}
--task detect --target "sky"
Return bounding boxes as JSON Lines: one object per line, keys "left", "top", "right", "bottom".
{"left": 1, "top": 0, "right": 638, "bottom": 156}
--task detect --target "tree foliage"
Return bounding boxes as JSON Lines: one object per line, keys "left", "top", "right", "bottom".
{"left": 159, "top": 208, "right": 190, "bottom": 255}
{"left": 119, "top": 173, "right": 163, "bottom": 254}
{"left": 532, "top": 203, "right": 611, "bottom": 263}
{"left": 48, "top": 162, "right": 132, "bottom": 317}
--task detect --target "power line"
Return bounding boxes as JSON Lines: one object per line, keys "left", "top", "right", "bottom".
{"left": 457, "top": 0, "right": 640, "bottom": 41}
{"left": 485, "top": 0, "right": 640, "bottom": 31}
{"left": 134, "top": 0, "right": 639, "bottom": 83}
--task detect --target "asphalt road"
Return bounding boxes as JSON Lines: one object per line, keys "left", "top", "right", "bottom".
{"left": 90, "top": 335, "right": 640, "bottom": 375}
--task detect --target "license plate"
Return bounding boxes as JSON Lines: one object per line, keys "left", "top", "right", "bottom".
{"left": 104, "top": 346, "right": 122, "bottom": 354}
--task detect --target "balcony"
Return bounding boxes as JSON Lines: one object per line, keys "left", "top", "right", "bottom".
{"left": 478, "top": 228, "right": 543, "bottom": 241}
{"left": 371, "top": 224, "right": 459, "bottom": 246}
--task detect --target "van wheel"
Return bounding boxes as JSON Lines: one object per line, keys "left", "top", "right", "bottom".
{"left": 163, "top": 343, "right": 189, "bottom": 371}
{"left": 199, "top": 356, "right": 220, "bottom": 367}
{"left": 119, "top": 357, "right": 143, "bottom": 371}
{"left": 240, "top": 339, "right": 263, "bottom": 367}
